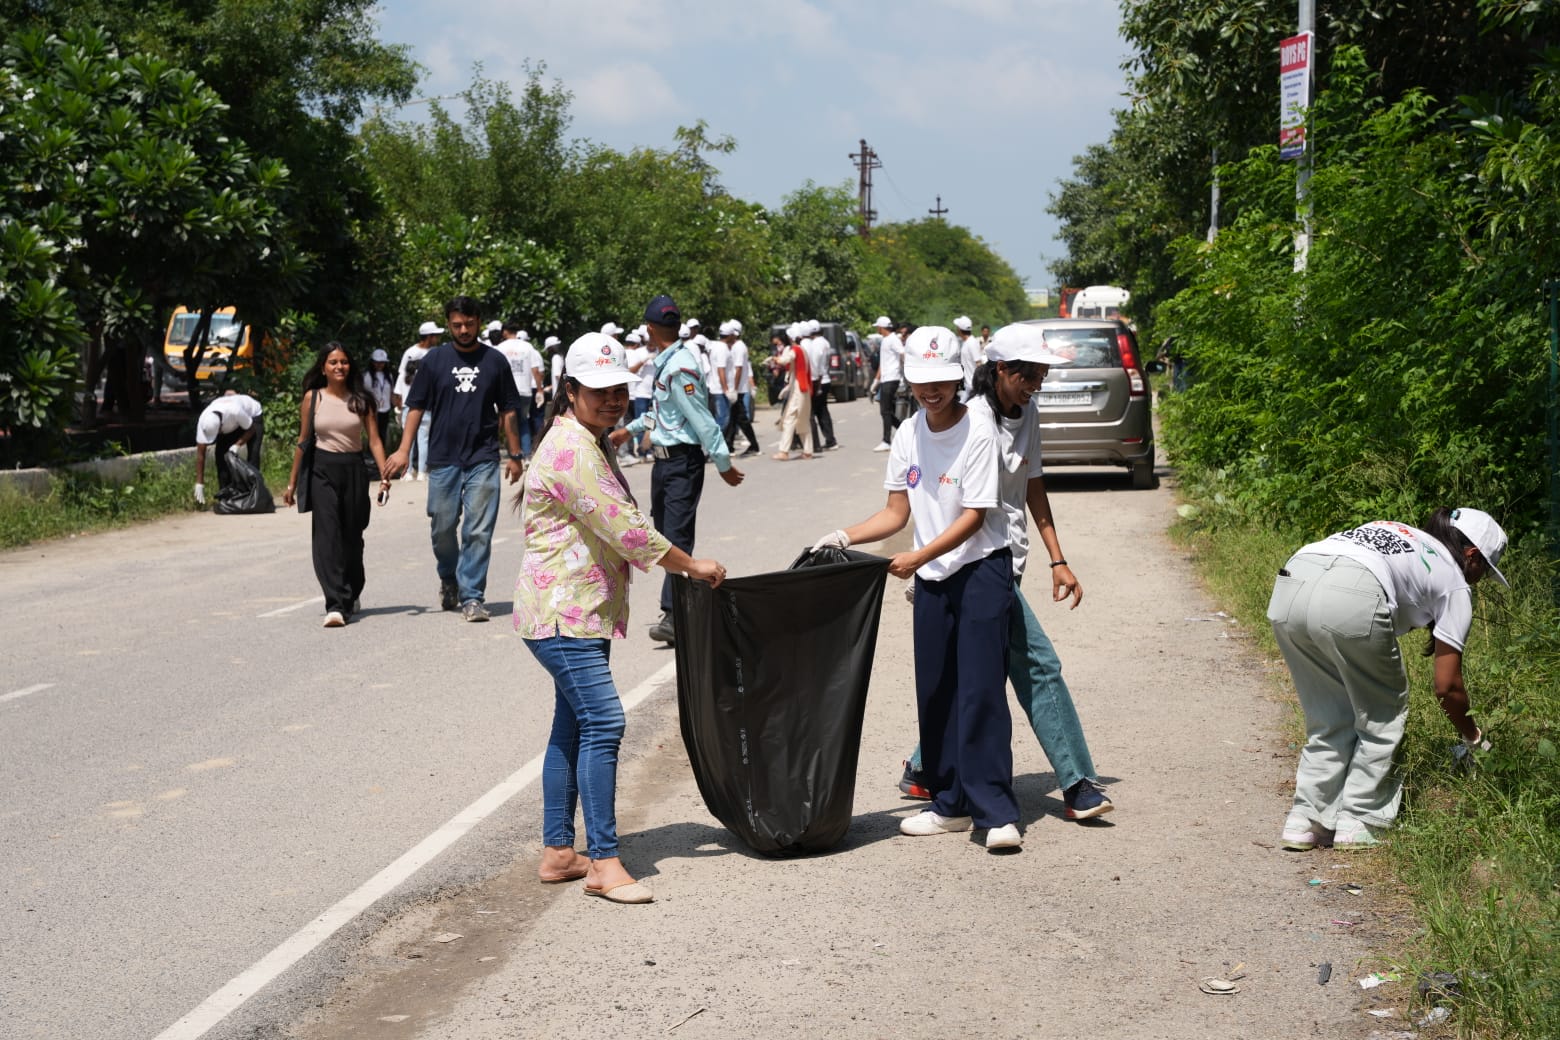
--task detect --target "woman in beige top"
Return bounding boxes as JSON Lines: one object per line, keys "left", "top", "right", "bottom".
{"left": 283, "top": 343, "right": 392, "bottom": 627}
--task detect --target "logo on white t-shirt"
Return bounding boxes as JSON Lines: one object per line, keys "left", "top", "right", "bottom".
{"left": 453, "top": 365, "right": 479, "bottom": 392}
{"left": 906, "top": 464, "right": 922, "bottom": 488}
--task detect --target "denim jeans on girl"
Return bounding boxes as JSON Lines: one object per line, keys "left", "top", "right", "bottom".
{"left": 524, "top": 635, "right": 626, "bottom": 859}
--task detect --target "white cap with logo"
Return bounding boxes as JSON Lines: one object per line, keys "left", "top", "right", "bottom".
{"left": 903, "top": 326, "right": 963, "bottom": 383}
{"left": 1450, "top": 508, "right": 1509, "bottom": 586}
{"left": 565, "top": 332, "right": 634, "bottom": 388}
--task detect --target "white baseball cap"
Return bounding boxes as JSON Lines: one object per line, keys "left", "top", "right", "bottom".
{"left": 687, "top": 317, "right": 701, "bottom": 329}
{"left": 692, "top": 333, "right": 709, "bottom": 348}
{"left": 807, "top": 319, "right": 821, "bottom": 334}
{"left": 985, "top": 324, "right": 1072, "bottom": 366}
{"left": 635, "top": 324, "right": 649, "bottom": 340}
{"left": 599, "top": 321, "right": 625, "bottom": 337}
{"left": 565, "top": 332, "right": 634, "bottom": 388}
{"left": 370, "top": 348, "right": 389, "bottom": 362}
{"left": 953, "top": 315, "right": 973, "bottom": 332}
{"left": 903, "top": 326, "right": 963, "bottom": 383}
{"left": 417, "top": 321, "right": 444, "bottom": 337}
{"left": 678, "top": 322, "right": 691, "bottom": 339}
{"left": 874, "top": 316, "right": 892, "bottom": 329}
{"left": 517, "top": 330, "right": 530, "bottom": 341}
{"left": 1450, "top": 508, "right": 1509, "bottom": 586}
{"left": 728, "top": 319, "right": 743, "bottom": 334}
{"left": 625, "top": 330, "right": 643, "bottom": 344}
{"left": 717, "top": 321, "right": 734, "bottom": 336}
{"left": 486, "top": 320, "right": 503, "bottom": 333}
{"left": 544, "top": 335, "right": 561, "bottom": 349}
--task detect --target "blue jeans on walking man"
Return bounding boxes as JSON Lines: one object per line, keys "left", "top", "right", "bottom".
{"left": 426, "top": 459, "right": 500, "bottom": 604}
{"left": 525, "top": 635, "right": 625, "bottom": 859}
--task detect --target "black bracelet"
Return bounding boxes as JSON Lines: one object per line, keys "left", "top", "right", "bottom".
{"left": 1049, "top": 559, "right": 1068, "bottom": 568}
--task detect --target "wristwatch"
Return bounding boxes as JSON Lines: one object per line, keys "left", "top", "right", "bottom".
{"left": 507, "top": 453, "right": 524, "bottom": 463}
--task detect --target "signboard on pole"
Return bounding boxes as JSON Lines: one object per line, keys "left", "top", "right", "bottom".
{"left": 1279, "top": 31, "right": 1313, "bottom": 160}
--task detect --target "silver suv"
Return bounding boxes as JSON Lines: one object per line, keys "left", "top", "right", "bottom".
{"left": 1018, "top": 318, "right": 1157, "bottom": 489}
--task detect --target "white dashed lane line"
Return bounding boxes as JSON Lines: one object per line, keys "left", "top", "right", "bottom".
{"left": 0, "top": 683, "right": 56, "bottom": 705}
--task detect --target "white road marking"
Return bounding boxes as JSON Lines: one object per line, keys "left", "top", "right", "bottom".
{"left": 492, "top": 536, "right": 509, "bottom": 545}
{"left": 151, "top": 658, "right": 679, "bottom": 1040}
{"left": 257, "top": 596, "right": 324, "bottom": 618}
{"left": 0, "top": 683, "right": 56, "bottom": 705}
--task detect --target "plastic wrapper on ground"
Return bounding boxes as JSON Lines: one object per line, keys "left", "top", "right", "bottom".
{"left": 671, "top": 547, "right": 890, "bottom": 855}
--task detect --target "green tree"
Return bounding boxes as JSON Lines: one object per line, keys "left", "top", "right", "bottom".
{"left": 0, "top": 26, "right": 293, "bottom": 457}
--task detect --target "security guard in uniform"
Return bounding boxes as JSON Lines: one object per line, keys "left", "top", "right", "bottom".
{"left": 617, "top": 293, "right": 745, "bottom": 644}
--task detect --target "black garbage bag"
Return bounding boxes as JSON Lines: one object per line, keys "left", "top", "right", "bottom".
{"left": 213, "top": 455, "right": 276, "bottom": 514}
{"left": 671, "top": 547, "right": 890, "bottom": 855}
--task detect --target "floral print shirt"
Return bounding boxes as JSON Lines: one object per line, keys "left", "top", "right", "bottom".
{"left": 514, "top": 413, "right": 671, "bottom": 639}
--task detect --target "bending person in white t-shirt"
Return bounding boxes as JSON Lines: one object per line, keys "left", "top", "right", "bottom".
{"left": 193, "top": 391, "right": 264, "bottom": 505}
{"left": 1269, "top": 507, "right": 1508, "bottom": 850}
{"left": 813, "top": 326, "right": 1022, "bottom": 850}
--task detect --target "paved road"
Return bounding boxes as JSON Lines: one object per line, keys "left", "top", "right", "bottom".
{"left": 2, "top": 399, "right": 1378, "bottom": 1039}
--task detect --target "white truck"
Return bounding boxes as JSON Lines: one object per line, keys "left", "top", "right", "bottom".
{"left": 1070, "top": 285, "right": 1131, "bottom": 321}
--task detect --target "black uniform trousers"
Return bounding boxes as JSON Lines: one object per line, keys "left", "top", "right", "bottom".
{"left": 310, "top": 449, "right": 371, "bottom": 615}
{"left": 724, "top": 394, "right": 759, "bottom": 453}
{"left": 810, "top": 385, "right": 836, "bottom": 448}
{"left": 650, "top": 446, "right": 705, "bottom": 614}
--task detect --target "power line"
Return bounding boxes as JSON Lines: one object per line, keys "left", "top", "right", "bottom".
{"left": 929, "top": 195, "right": 948, "bottom": 219}
{"left": 848, "top": 140, "right": 882, "bottom": 238}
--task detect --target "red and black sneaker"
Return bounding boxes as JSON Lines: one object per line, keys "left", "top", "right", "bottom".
{"left": 898, "top": 761, "right": 931, "bottom": 800}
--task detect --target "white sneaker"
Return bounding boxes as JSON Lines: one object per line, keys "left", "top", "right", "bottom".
{"left": 872, "top": 441, "right": 891, "bottom": 452}
{"left": 1280, "top": 812, "right": 1333, "bottom": 851}
{"left": 900, "top": 810, "right": 972, "bottom": 836}
{"left": 1333, "top": 814, "right": 1382, "bottom": 848}
{"left": 985, "top": 823, "right": 1022, "bottom": 849}
{"left": 322, "top": 611, "right": 346, "bottom": 628}
{"left": 417, "top": 471, "right": 427, "bottom": 481}
{"left": 620, "top": 454, "right": 639, "bottom": 467}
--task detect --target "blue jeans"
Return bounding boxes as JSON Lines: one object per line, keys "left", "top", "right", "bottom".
{"left": 425, "top": 459, "right": 500, "bottom": 603}
{"left": 514, "top": 396, "right": 534, "bottom": 456}
{"left": 632, "top": 399, "right": 653, "bottom": 457}
{"left": 712, "top": 392, "right": 731, "bottom": 432}
{"left": 911, "top": 580, "right": 1097, "bottom": 794}
{"left": 524, "top": 635, "right": 625, "bottom": 859}
{"left": 400, "top": 407, "right": 432, "bottom": 474}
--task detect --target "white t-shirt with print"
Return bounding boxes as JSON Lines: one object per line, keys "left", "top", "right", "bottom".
{"left": 878, "top": 333, "right": 905, "bottom": 382}
{"left": 885, "top": 408, "right": 1005, "bottom": 581}
{"left": 965, "top": 395, "right": 1045, "bottom": 579}
{"left": 1296, "top": 522, "right": 1475, "bottom": 649}
{"left": 497, "top": 339, "right": 540, "bottom": 394}
{"left": 624, "top": 346, "right": 653, "bottom": 399}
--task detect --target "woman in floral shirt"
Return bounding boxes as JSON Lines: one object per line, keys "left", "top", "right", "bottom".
{"left": 517, "top": 332, "right": 727, "bottom": 904}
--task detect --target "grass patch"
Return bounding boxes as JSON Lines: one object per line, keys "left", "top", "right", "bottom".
{"left": 1172, "top": 497, "right": 1560, "bottom": 1040}
{"left": 0, "top": 449, "right": 296, "bottom": 549}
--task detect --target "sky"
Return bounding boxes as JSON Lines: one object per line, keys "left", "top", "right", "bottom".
{"left": 372, "top": 0, "right": 1134, "bottom": 290}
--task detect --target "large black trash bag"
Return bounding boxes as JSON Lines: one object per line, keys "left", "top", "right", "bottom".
{"left": 213, "top": 455, "right": 276, "bottom": 514}
{"left": 671, "top": 547, "right": 890, "bottom": 855}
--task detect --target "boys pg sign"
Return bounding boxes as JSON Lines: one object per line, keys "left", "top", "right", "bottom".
{"left": 1279, "top": 31, "right": 1314, "bottom": 160}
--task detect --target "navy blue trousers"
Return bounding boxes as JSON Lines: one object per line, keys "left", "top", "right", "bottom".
{"left": 650, "top": 448, "right": 705, "bottom": 613}
{"left": 913, "top": 549, "right": 1017, "bottom": 828}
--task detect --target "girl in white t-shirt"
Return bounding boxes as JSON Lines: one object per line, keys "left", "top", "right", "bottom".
{"left": 1268, "top": 507, "right": 1508, "bottom": 849}
{"left": 814, "top": 327, "right": 1022, "bottom": 850}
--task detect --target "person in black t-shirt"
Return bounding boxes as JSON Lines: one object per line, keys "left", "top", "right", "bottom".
{"left": 386, "top": 296, "right": 523, "bottom": 621}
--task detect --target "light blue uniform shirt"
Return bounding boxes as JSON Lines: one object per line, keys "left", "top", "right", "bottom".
{"left": 625, "top": 340, "right": 733, "bottom": 472}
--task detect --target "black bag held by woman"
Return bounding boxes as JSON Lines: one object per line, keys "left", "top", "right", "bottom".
{"left": 672, "top": 547, "right": 889, "bottom": 855}
{"left": 295, "top": 390, "right": 319, "bottom": 514}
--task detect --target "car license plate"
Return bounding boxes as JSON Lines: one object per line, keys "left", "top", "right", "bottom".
{"left": 1037, "top": 391, "right": 1092, "bottom": 406}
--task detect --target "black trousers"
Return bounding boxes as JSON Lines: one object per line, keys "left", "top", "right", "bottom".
{"left": 724, "top": 394, "right": 759, "bottom": 452}
{"left": 310, "top": 449, "right": 371, "bottom": 615}
{"left": 650, "top": 447, "right": 706, "bottom": 613}
{"left": 811, "top": 385, "right": 836, "bottom": 448}
{"left": 214, "top": 417, "right": 264, "bottom": 488}
{"left": 878, "top": 381, "right": 901, "bottom": 443}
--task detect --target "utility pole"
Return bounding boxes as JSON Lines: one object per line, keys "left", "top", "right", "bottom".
{"left": 849, "top": 139, "right": 881, "bottom": 238}
{"left": 929, "top": 196, "right": 948, "bottom": 220}
{"left": 1294, "top": 0, "right": 1315, "bottom": 272}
